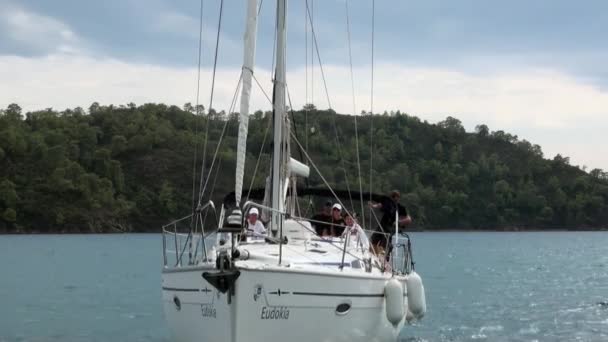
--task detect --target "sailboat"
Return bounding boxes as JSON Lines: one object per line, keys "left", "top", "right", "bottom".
{"left": 160, "top": 1, "right": 426, "bottom": 341}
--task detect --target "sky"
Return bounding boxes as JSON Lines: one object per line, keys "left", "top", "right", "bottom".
{"left": 1, "top": 0, "right": 607, "bottom": 171}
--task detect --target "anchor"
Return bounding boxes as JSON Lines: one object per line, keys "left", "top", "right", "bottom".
{"left": 202, "top": 250, "right": 240, "bottom": 304}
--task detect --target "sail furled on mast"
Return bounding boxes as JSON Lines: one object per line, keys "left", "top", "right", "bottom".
{"left": 234, "top": 0, "right": 259, "bottom": 206}
{"left": 271, "top": 0, "right": 288, "bottom": 234}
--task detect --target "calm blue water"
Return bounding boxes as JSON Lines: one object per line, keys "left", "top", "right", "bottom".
{"left": 1, "top": 232, "right": 607, "bottom": 341}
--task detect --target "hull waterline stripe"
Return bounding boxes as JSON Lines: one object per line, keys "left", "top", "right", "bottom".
{"left": 162, "top": 287, "right": 201, "bottom": 292}
{"left": 292, "top": 291, "right": 384, "bottom": 298}
{"left": 163, "top": 288, "right": 396, "bottom": 298}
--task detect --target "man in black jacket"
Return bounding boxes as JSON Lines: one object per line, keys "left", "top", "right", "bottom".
{"left": 369, "top": 190, "right": 412, "bottom": 252}
{"left": 311, "top": 201, "right": 332, "bottom": 236}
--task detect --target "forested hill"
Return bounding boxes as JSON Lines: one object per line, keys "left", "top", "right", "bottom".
{"left": 0, "top": 102, "right": 607, "bottom": 233}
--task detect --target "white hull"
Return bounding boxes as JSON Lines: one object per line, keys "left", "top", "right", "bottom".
{"left": 160, "top": 0, "right": 427, "bottom": 340}
{"left": 162, "top": 263, "right": 407, "bottom": 342}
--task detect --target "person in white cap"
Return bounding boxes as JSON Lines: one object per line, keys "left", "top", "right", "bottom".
{"left": 329, "top": 203, "right": 345, "bottom": 237}
{"left": 247, "top": 207, "right": 266, "bottom": 240}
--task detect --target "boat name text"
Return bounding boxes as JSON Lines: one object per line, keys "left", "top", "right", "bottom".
{"left": 260, "top": 306, "right": 290, "bottom": 320}
{"left": 201, "top": 304, "right": 216, "bottom": 318}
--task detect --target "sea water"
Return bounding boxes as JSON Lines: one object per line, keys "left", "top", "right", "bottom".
{"left": 1, "top": 232, "right": 607, "bottom": 341}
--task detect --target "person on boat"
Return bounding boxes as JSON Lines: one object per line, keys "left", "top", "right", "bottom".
{"left": 329, "top": 203, "right": 346, "bottom": 237}
{"left": 368, "top": 190, "right": 411, "bottom": 251}
{"left": 342, "top": 212, "right": 370, "bottom": 251}
{"left": 246, "top": 207, "right": 266, "bottom": 240}
{"left": 310, "top": 201, "right": 332, "bottom": 236}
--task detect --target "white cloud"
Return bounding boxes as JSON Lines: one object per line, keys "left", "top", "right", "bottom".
{"left": 312, "top": 64, "right": 608, "bottom": 129}
{"left": 0, "top": 54, "right": 244, "bottom": 113}
{"left": 0, "top": 4, "right": 82, "bottom": 54}
{"left": 1, "top": 53, "right": 607, "bottom": 170}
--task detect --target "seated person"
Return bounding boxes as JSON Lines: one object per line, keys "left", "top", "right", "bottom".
{"left": 246, "top": 207, "right": 266, "bottom": 240}
{"left": 310, "top": 201, "right": 332, "bottom": 236}
{"left": 341, "top": 212, "right": 370, "bottom": 251}
{"left": 329, "top": 203, "right": 346, "bottom": 237}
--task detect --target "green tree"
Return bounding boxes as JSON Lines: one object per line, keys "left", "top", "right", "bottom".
{"left": 0, "top": 102, "right": 606, "bottom": 232}
{"left": 2, "top": 208, "right": 16, "bottom": 222}
{"left": 159, "top": 181, "right": 177, "bottom": 215}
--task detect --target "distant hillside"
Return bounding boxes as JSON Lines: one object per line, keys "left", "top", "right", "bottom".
{"left": 0, "top": 102, "right": 607, "bottom": 233}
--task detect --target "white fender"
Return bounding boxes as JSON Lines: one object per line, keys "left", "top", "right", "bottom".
{"left": 405, "top": 271, "right": 426, "bottom": 320}
{"left": 384, "top": 278, "right": 405, "bottom": 326}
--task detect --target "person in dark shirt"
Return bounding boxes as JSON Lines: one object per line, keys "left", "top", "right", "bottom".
{"left": 329, "top": 203, "right": 346, "bottom": 237}
{"left": 369, "top": 190, "right": 412, "bottom": 250}
{"left": 311, "top": 201, "right": 332, "bottom": 236}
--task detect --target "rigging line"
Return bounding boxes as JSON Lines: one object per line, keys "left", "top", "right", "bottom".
{"left": 285, "top": 84, "right": 304, "bottom": 159}
{"left": 288, "top": 218, "right": 378, "bottom": 265}
{"left": 345, "top": 0, "right": 356, "bottom": 117}
{"left": 303, "top": 0, "right": 312, "bottom": 213}
{"left": 345, "top": 0, "right": 366, "bottom": 224}
{"left": 201, "top": 155, "right": 223, "bottom": 230}
{"left": 290, "top": 129, "right": 368, "bottom": 235}
{"left": 251, "top": 72, "right": 272, "bottom": 104}
{"left": 294, "top": 181, "right": 302, "bottom": 217}
{"left": 286, "top": 82, "right": 311, "bottom": 216}
{"left": 304, "top": 0, "right": 354, "bottom": 209}
{"left": 199, "top": 70, "right": 243, "bottom": 201}
{"left": 239, "top": 69, "right": 273, "bottom": 199}
{"left": 271, "top": 0, "right": 278, "bottom": 81}
{"left": 207, "top": 0, "right": 224, "bottom": 112}
{"left": 246, "top": 116, "right": 272, "bottom": 201}
{"left": 304, "top": 0, "right": 331, "bottom": 109}
{"left": 304, "top": 0, "right": 309, "bottom": 161}
{"left": 282, "top": 236, "right": 358, "bottom": 271}
{"left": 331, "top": 118, "right": 354, "bottom": 211}
{"left": 369, "top": 0, "right": 376, "bottom": 229}
{"left": 198, "top": 72, "right": 243, "bottom": 204}
{"left": 199, "top": 0, "right": 225, "bottom": 206}
{"left": 369, "top": 206, "right": 384, "bottom": 233}
{"left": 177, "top": 232, "right": 193, "bottom": 266}
{"left": 191, "top": 0, "right": 205, "bottom": 224}
{"left": 286, "top": 86, "right": 307, "bottom": 173}
{"left": 192, "top": 213, "right": 207, "bottom": 261}
{"left": 305, "top": 0, "right": 308, "bottom": 106}
{"left": 370, "top": 0, "right": 375, "bottom": 116}
{"left": 311, "top": 0, "right": 314, "bottom": 106}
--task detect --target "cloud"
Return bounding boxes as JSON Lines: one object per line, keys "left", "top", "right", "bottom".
{"left": 0, "top": 3, "right": 83, "bottom": 55}
{"left": 0, "top": 53, "right": 243, "bottom": 113}
{"left": 292, "top": 64, "right": 608, "bottom": 129}
{"left": 1, "top": 53, "right": 607, "bottom": 170}
{"left": 152, "top": 10, "right": 199, "bottom": 38}
{"left": 143, "top": 5, "right": 242, "bottom": 67}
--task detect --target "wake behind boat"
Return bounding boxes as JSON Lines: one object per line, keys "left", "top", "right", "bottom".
{"left": 160, "top": 1, "right": 427, "bottom": 341}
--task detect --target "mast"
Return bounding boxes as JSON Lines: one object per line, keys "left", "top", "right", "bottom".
{"left": 271, "top": 0, "right": 288, "bottom": 239}
{"left": 234, "top": 0, "right": 259, "bottom": 206}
